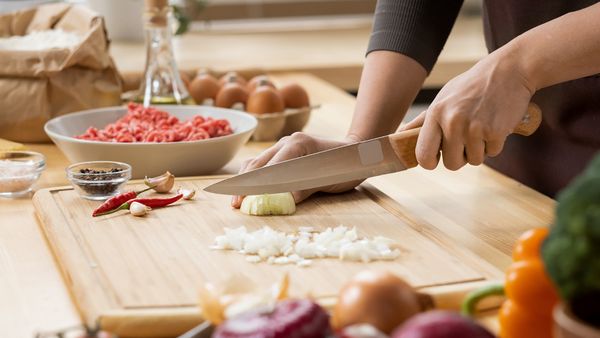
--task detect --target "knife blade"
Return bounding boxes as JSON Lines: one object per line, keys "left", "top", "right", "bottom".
{"left": 205, "top": 103, "right": 542, "bottom": 196}
{"left": 205, "top": 131, "right": 413, "bottom": 195}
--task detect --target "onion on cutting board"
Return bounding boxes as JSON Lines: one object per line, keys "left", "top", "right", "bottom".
{"left": 240, "top": 193, "right": 296, "bottom": 216}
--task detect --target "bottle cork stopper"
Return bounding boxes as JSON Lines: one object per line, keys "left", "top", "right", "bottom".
{"left": 145, "top": 0, "right": 169, "bottom": 9}
{"left": 144, "top": 0, "right": 169, "bottom": 27}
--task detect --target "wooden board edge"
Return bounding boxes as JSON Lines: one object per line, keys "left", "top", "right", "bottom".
{"left": 35, "top": 176, "right": 232, "bottom": 193}
{"left": 98, "top": 280, "right": 503, "bottom": 338}
{"left": 100, "top": 306, "right": 202, "bottom": 338}
{"left": 33, "top": 189, "right": 122, "bottom": 328}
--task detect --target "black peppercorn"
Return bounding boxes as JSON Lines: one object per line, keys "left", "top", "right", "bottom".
{"left": 76, "top": 168, "right": 127, "bottom": 195}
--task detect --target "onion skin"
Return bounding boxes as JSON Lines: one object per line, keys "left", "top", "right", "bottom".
{"left": 333, "top": 271, "right": 433, "bottom": 334}
{"left": 213, "top": 299, "right": 331, "bottom": 338}
{"left": 391, "top": 311, "right": 495, "bottom": 338}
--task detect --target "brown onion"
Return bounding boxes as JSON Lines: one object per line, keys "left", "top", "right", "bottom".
{"left": 333, "top": 271, "right": 433, "bottom": 334}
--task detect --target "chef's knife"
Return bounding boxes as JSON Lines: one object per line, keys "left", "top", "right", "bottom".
{"left": 205, "top": 103, "right": 542, "bottom": 196}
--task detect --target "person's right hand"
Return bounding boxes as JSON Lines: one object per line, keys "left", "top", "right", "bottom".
{"left": 231, "top": 132, "right": 364, "bottom": 208}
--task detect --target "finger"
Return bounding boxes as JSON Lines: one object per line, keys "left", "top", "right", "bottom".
{"left": 232, "top": 142, "right": 286, "bottom": 208}
{"left": 441, "top": 134, "right": 467, "bottom": 171}
{"left": 293, "top": 179, "right": 363, "bottom": 205}
{"left": 399, "top": 110, "right": 427, "bottom": 131}
{"left": 465, "top": 140, "right": 485, "bottom": 166}
{"left": 415, "top": 112, "right": 442, "bottom": 170}
{"left": 266, "top": 135, "right": 313, "bottom": 166}
{"left": 231, "top": 159, "right": 251, "bottom": 208}
{"left": 292, "top": 188, "right": 319, "bottom": 204}
{"left": 465, "top": 123, "right": 485, "bottom": 165}
{"left": 243, "top": 141, "right": 286, "bottom": 172}
{"left": 485, "top": 137, "right": 507, "bottom": 157}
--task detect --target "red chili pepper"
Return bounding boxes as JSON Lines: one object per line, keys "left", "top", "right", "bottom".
{"left": 130, "top": 194, "right": 183, "bottom": 208}
{"left": 92, "top": 186, "right": 154, "bottom": 217}
{"left": 94, "top": 194, "right": 183, "bottom": 217}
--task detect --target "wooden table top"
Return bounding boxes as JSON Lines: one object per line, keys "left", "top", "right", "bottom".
{"left": 112, "top": 16, "right": 487, "bottom": 91}
{"left": 0, "top": 73, "right": 553, "bottom": 337}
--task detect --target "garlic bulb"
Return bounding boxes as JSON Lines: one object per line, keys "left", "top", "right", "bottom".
{"left": 240, "top": 193, "right": 296, "bottom": 216}
{"left": 130, "top": 202, "right": 151, "bottom": 217}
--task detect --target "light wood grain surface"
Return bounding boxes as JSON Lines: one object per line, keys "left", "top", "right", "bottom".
{"left": 112, "top": 17, "right": 487, "bottom": 91}
{"left": 34, "top": 178, "right": 488, "bottom": 336}
{"left": 1, "top": 73, "right": 551, "bottom": 338}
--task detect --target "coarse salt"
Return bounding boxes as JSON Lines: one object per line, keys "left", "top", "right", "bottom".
{"left": 0, "top": 30, "right": 81, "bottom": 51}
{"left": 0, "top": 160, "right": 36, "bottom": 193}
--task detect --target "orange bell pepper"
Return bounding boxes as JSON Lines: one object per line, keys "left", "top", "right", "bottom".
{"left": 463, "top": 228, "right": 559, "bottom": 338}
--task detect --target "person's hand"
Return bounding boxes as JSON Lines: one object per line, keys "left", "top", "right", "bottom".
{"left": 231, "top": 133, "right": 363, "bottom": 208}
{"left": 400, "top": 50, "right": 535, "bottom": 170}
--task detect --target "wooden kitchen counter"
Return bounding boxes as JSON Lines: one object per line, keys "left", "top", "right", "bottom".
{"left": 1, "top": 73, "right": 552, "bottom": 337}
{"left": 112, "top": 16, "right": 487, "bottom": 91}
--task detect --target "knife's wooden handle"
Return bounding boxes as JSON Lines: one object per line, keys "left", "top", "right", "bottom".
{"left": 514, "top": 103, "right": 542, "bottom": 136}
{"left": 388, "top": 103, "right": 543, "bottom": 168}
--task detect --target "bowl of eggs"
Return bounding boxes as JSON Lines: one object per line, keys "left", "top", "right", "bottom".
{"left": 187, "top": 71, "right": 313, "bottom": 142}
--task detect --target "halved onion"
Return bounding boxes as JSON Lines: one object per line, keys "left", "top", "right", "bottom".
{"left": 240, "top": 193, "right": 296, "bottom": 216}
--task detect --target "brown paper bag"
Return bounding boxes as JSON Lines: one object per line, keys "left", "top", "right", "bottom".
{"left": 0, "top": 3, "right": 122, "bottom": 143}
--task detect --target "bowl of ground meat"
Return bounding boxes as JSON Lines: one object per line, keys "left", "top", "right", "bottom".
{"left": 45, "top": 103, "right": 257, "bottom": 177}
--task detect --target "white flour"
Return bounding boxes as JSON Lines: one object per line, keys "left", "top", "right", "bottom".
{"left": 0, "top": 29, "right": 81, "bottom": 51}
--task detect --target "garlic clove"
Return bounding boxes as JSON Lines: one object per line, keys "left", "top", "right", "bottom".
{"left": 178, "top": 187, "right": 196, "bottom": 200}
{"left": 130, "top": 201, "right": 151, "bottom": 217}
{"left": 145, "top": 171, "right": 175, "bottom": 193}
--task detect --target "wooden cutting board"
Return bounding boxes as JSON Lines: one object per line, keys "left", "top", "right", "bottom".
{"left": 34, "top": 177, "right": 491, "bottom": 337}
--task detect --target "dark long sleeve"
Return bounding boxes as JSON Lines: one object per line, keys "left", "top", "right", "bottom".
{"left": 367, "top": 0, "right": 464, "bottom": 73}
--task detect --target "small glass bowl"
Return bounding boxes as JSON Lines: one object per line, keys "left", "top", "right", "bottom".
{"left": 0, "top": 151, "right": 46, "bottom": 198}
{"left": 66, "top": 161, "right": 132, "bottom": 201}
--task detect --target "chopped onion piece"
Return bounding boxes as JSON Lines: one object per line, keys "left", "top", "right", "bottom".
{"left": 211, "top": 225, "right": 401, "bottom": 265}
{"left": 240, "top": 193, "right": 296, "bottom": 216}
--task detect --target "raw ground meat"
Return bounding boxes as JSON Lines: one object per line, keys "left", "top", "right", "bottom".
{"left": 76, "top": 103, "right": 233, "bottom": 143}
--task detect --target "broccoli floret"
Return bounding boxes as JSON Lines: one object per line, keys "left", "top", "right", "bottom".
{"left": 542, "top": 152, "right": 600, "bottom": 326}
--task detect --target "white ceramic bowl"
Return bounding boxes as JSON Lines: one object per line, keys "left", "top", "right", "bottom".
{"left": 45, "top": 105, "right": 257, "bottom": 178}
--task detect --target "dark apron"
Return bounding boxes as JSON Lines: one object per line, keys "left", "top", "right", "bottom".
{"left": 482, "top": 0, "right": 600, "bottom": 197}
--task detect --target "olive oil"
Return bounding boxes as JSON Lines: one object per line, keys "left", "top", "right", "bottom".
{"left": 142, "top": 95, "right": 196, "bottom": 105}
{"left": 136, "top": 0, "right": 195, "bottom": 106}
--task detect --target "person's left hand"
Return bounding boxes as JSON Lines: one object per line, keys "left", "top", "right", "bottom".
{"left": 400, "top": 49, "right": 536, "bottom": 170}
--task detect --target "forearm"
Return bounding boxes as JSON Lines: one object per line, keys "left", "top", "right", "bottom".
{"left": 505, "top": 3, "right": 600, "bottom": 91}
{"left": 347, "top": 50, "right": 426, "bottom": 141}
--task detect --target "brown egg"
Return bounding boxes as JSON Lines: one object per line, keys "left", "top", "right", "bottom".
{"left": 189, "top": 71, "right": 221, "bottom": 104}
{"left": 219, "top": 72, "right": 247, "bottom": 87}
{"left": 179, "top": 71, "right": 192, "bottom": 90}
{"left": 246, "top": 86, "right": 285, "bottom": 115}
{"left": 247, "top": 75, "right": 275, "bottom": 93}
{"left": 332, "top": 271, "right": 433, "bottom": 334}
{"left": 280, "top": 83, "right": 309, "bottom": 108}
{"left": 215, "top": 82, "right": 249, "bottom": 108}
